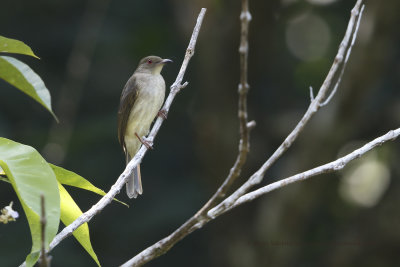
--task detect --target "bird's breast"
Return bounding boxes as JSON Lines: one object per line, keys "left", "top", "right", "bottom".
{"left": 124, "top": 74, "right": 165, "bottom": 155}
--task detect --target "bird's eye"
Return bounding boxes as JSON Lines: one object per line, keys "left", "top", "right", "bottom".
{"left": 147, "top": 59, "right": 152, "bottom": 64}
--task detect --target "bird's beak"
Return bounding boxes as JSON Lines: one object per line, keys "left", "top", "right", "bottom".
{"left": 160, "top": 59, "right": 173, "bottom": 64}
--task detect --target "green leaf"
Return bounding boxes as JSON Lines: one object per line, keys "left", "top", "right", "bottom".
{"left": 25, "top": 252, "right": 40, "bottom": 267}
{"left": 0, "top": 35, "right": 39, "bottom": 58}
{"left": 59, "top": 183, "right": 100, "bottom": 266}
{"left": 0, "top": 56, "right": 58, "bottom": 121}
{"left": 0, "top": 166, "right": 9, "bottom": 183}
{"left": 0, "top": 176, "right": 9, "bottom": 183}
{"left": 0, "top": 138, "right": 60, "bottom": 267}
{"left": 51, "top": 164, "right": 128, "bottom": 207}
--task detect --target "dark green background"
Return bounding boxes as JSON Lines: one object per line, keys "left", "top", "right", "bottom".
{"left": 1, "top": 0, "right": 400, "bottom": 266}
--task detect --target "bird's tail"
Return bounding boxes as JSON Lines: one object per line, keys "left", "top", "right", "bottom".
{"left": 126, "top": 153, "right": 143, "bottom": 198}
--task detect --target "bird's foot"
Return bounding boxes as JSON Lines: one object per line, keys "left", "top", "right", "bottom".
{"left": 135, "top": 133, "right": 154, "bottom": 149}
{"left": 158, "top": 109, "right": 168, "bottom": 119}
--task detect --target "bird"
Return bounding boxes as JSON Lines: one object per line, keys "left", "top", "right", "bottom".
{"left": 117, "top": 55, "right": 172, "bottom": 198}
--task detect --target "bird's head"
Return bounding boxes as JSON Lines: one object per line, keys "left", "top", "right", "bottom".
{"left": 136, "top": 55, "right": 173, "bottom": 75}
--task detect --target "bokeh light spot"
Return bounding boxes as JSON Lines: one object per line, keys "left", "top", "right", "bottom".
{"left": 340, "top": 153, "right": 391, "bottom": 208}
{"left": 306, "top": 0, "right": 338, "bottom": 5}
{"left": 285, "top": 13, "right": 331, "bottom": 61}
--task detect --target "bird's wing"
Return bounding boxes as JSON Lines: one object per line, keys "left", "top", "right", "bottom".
{"left": 117, "top": 75, "right": 139, "bottom": 152}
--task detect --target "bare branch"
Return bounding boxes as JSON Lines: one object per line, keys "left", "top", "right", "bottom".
{"left": 196, "top": 0, "right": 252, "bottom": 217}
{"left": 224, "top": 127, "right": 400, "bottom": 211}
{"left": 39, "top": 195, "right": 50, "bottom": 267}
{"left": 120, "top": 1, "right": 253, "bottom": 265}
{"left": 19, "top": 8, "right": 207, "bottom": 267}
{"left": 122, "top": 1, "right": 372, "bottom": 266}
{"left": 21, "top": 2, "right": 382, "bottom": 267}
{"left": 320, "top": 4, "right": 365, "bottom": 107}
{"left": 209, "top": 0, "right": 365, "bottom": 218}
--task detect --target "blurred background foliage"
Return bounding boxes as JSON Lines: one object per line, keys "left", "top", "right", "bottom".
{"left": 1, "top": 0, "right": 400, "bottom": 266}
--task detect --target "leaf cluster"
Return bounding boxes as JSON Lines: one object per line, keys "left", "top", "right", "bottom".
{"left": 0, "top": 35, "right": 122, "bottom": 267}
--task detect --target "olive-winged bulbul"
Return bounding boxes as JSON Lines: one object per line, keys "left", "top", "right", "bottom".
{"left": 118, "top": 55, "right": 172, "bottom": 198}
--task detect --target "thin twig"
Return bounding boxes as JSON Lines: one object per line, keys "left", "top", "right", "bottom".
{"left": 119, "top": 9, "right": 208, "bottom": 267}
{"left": 120, "top": 2, "right": 253, "bottom": 265}
{"left": 50, "top": 6, "right": 206, "bottom": 251}
{"left": 196, "top": 0, "right": 252, "bottom": 217}
{"left": 39, "top": 195, "right": 49, "bottom": 267}
{"left": 20, "top": 2, "right": 372, "bottom": 267}
{"left": 222, "top": 127, "right": 400, "bottom": 212}
{"left": 209, "top": 0, "right": 365, "bottom": 218}
{"left": 320, "top": 4, "right": 365, "bottom": 107}
{"left": 122, "top": 1, "right": 368, "bottom": 266}
{"left": 19, "top": 8, "right": 207, "bottom": 267}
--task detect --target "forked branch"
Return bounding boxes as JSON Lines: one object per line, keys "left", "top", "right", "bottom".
{"left": 122, "top": 1, "right": 373, "bottom": 267}
{"left": 209, "top": 0, "right": 365, "bottom": 218}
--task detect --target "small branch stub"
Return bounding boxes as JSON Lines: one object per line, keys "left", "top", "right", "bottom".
{"left": 247, "top": 120, "right": 256, "bottom": 130}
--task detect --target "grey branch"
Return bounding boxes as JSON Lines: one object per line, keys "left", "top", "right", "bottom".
{"left": 39, "top": 195, "right": 50, "bottom": 267}
{"left": 122, "top": 1, "right": 375, "bottom": 266}
{"left": 120, "top": 1, "right": 253, "bottom": 265}
{"left": 119, "top": 9, "right": 208, "bottom": 267}
{"left": 224, "top": 128, "right": 400, "bottom": 211}
{"left": 209, "top": 0, "right": 365, "bottom": 218}
{"left": 320, "top": 4, "right": 365, "bottom": 107}
{"left": 19, "top": 7, "right": 207, "bottom": 267}
{"left": 195, "top": 0, "right": 252, "bottom": 220}
{"left": 22, "top": 2, "right": 398, "bottom": 267}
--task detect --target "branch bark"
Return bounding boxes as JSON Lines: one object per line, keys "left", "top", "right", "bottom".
{"left": 209, "top": 0, "right": 365, "bottom": 218}
{"left": 196, "top": 0, "right": 253, "bottom": 219}
{"left": 39, "top": 195, "right": 49, "bottom": 267}
{"left": 214, "top": 127, "right": 400, "bottom": 215}
{"left": 49, "top": 6, "right": 207, "bottom": 252}
{"left": 121, "top": 1, "right": 373, "bottom": 266}
{"left": 121, "top": 1, "right": 253, "bottom": 266}
{"left": 22, "top": 2, "right": 397, "bottom": 267}
{"left": 19, "top": 7, "right": 207, "bottom": 267}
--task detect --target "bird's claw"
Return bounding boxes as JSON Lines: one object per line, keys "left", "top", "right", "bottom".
{"left": 135, "top": 133, "right": 154, "bottom": 149}
{"left": 158, "top": 109, "right": 168, "bottom": 119}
